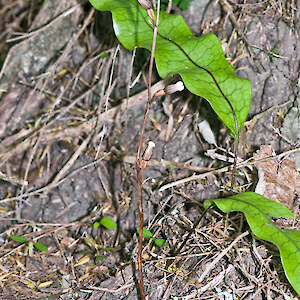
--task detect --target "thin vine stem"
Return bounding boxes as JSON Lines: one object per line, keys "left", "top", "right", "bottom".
{"left": 231, "top": 135, "right": 239, "bottom": 190}
{"left": 136, "top": 1, "right": 160, "bottom": 299}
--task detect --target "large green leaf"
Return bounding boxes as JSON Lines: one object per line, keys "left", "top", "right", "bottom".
{"left": 204, "top": 192, "right": 300, "bottom": 295}
{"left": 89, "top": 0, "right": 251, "bottom": 135}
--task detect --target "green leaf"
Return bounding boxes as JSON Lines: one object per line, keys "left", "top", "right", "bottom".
{"left": 175, "top": 0, "right": 195, "bottom": 10}
{"left": 89, "top": 0, "right": 251, "bottom": 135}
{"left": 137, "top": 227, "right": 153, "bottom": 239}
{"left": 161, "top": 0, "right": 195, "bottom": 11}
{"left": 99, "top": 247, "right": 114, "bottom": 252}
{"left": 24, "top": 280, "right": 36, "bottom": 290}
{"left": 95, "top": 255, "right": 106, "bottom": 261}
{"left": 93, "top": 221, "right": 100, "bottom": 228}
{"left": 33, "top": 242, "right": 48, "bottom": 252}
{"left": 83, "top": 237, "right": 97, "bottom": 248}
{"left": 204, "top": 192, "right": 300, "bottom": 295}
{"left": 154, "top": 238, "right": 166, "bottom": 247}
{"left": 10, "top": 235, "right": 28, "bottom": 243}
{"left": 100, "top": 217, "right": 117, "bottom": 229}
{"left": 100, "top": 52, "right": 109, "bottom": 59}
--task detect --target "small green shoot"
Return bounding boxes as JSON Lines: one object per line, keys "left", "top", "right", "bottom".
{"left": 10, "top": 235, "right": 48, "bottom": 252}
{"left": 95, "top": 255, "right": 106, "bottom": 261}
{"left": 137, "top": 227, "right": 167, "bottom": 247}
{"left": 154, "top": 238, "right": 166, "bottom": 247}
{"left": 100, "top": 52, "right": 109, "bottom": 59}
{"left": 86, "top": 223, "right": 117, "bottom": 261}
{"left": 137, "top": 227, "right": 153, "bottom": 239}
{"left": 33, "top": 242, "right": 48, "bottom": 252}
{"left": 10, "top": 235, "right": 28, "bottom": 243}
{"left": 93, "top": 221, "right": 100, "bottom": 228}
{"left": 98, "top": 217, "right": 117, "bottom": 229}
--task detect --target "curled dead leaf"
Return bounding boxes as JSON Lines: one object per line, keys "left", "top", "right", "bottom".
{"left": 254, "top": 145, "right": 300, "bottom": 214}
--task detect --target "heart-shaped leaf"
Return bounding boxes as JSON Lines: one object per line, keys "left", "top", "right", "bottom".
{"left": 89, "top": 0, "right": 251, "bottom": 135}
{"left": 204, "top": 192, "right": 300, "bottom": 295}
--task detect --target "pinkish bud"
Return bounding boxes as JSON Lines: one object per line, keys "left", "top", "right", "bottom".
{"left": 147, "top": 18, "right": 155, "bottom": 27}
{"left": 164, "top": 81, "right": 184, "bottom": 95}
{"left": 154, "top": 89, "right": 165, "bottom": 97}
{"left": 147, "top": 8, "right": 155, "bottom": 22}
{"left": 138, "top": 0, "right": 152, "bottom": 10}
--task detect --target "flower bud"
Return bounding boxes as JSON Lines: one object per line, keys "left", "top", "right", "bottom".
{"left": 198, "top": 120, "right": 217, "bottom": 146}
{"left": 164, "top": 81, "right": 184, "bottom": 95}
{"left": 138, "top": 0, "right": 152, "bottom": 10}
{"left": 147, "top": 8, "right": 155, "bottom": 22}
{"left": 142, "top": 141, "right": 155, "bottom": 161}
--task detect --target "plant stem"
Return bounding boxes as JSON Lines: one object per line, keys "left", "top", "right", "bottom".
{"left": 136, "top": 97, "right": 153, "bottom": 300}
{"left": 231, "top": 134, "right": 239, "bottom": 190}
{"left": 136, "top": 2, "right": 160, "bottom": 299}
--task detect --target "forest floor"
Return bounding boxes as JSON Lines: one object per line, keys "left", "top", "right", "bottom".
{"left": 0, "top": 0, "right": 299, "bottom": 299}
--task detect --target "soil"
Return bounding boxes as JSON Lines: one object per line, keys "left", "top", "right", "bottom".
{"left": 0, "top": 0, "right": 299, "bottom": 299}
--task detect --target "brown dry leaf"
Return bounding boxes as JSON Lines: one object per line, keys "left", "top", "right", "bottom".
{"left": 254, "top": 145, "right": 300, "bottom": 214}
{"left": 60, "top": 237, "right": 75, "bottom": 247}
{"left": 92, "top": 266, "right": 110, "bottom": 279}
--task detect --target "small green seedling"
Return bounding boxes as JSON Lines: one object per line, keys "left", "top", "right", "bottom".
{"left": 154, "top": 238, "right": 167, "bottom": 247}
{"left": 137, "top": 227, "right": 167, "bottom": 247}
{"left": 10, "top": 235, "right": 48, "bottom": 252}
{"left": 23, "top": 279, "right": 53, "bottom": 291}
{"left": 84, "top": 235, "right": 115, "bottom": 261}
{"left": 91, "top": 218, "right": 117, "bottom": 261}
{"left": 93, "top": 217, "right": 117, "bottom": 229}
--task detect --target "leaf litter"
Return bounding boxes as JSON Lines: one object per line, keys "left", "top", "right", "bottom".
{"left": 254, "top": 145, "right": 300, "bottom": 216}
